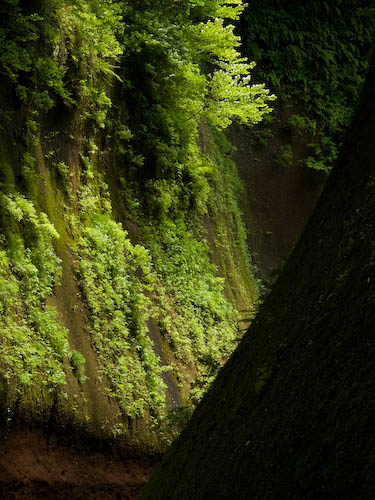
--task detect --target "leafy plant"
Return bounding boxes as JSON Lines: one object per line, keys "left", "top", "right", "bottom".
{"left": 240, "top": 0, "right": 375, "bottom": 171}
{"left": 275, "top": 144, "right": 293, "bottom": 168}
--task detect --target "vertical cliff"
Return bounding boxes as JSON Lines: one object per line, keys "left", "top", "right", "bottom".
{"left": 0, "top": 0, "right": 273, "bottom": 449}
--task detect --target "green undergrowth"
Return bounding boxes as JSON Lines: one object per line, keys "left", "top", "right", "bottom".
{"left": 118, "top": 126, "right": 260, "bottom": 406}
{"left": 240, "top": 0, "right": 374, "bottom": 172}
{"left": 0, "top": 190, "right": 68, "bottom": 397}
{"left": 102, "top": 0, "right": 271, "bottom": 405}
{"left": 144, "top": 218, "right": 238, "bottom": 404}
{"left": 71, "top": 167, "right": 167, "bottom": 420}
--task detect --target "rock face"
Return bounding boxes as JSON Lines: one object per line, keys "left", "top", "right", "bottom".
{"left": 140, "top": 57, "right": 375, "bottom": 500}
{"left": 228, "top": 118, "right": 325, "bottom": 282}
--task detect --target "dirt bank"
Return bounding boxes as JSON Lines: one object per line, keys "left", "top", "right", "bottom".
{"left": 0, "top": 427, "right": 159, "bottom": 499}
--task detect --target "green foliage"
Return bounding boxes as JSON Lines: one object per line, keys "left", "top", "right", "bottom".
{"left": 0, "top": 0, "right": 267, "bottom": 430}
{"left": 120, "top": 0, "right": 273, "bottom": 141}
{"left": 70, "top": 350, "right": 87, "bottom": 384}
{"left": 0, "top": 1, "right": 70, "bottom": 114}
{"left": 57, "top": 0, "right": 122, "bottom": 125}
{"left": 0, "top": 192, "right": 68, "bottom": 393}
{"left": 145, "top": 218, "right": 237, "bottom": 402}
{"left": 0, "top": 1, "right": 43, "bottom": 82}
{"left": 107, "top": 0, "right": 270, "bottom": 404}
{"left": 114, "top": 126, "right": 257, "bottom": 407}
{"left": 73, "top": 180, "right": 166, "bottom": 419}
{"left": 275, "top": 144, "right": 293, "bottom": 168}
{"left": 0, "top": 0, "right": 122, "bottom": 124}
{"left": 241, "top": 0, "right": 375, "bottom": 171}
{"left": 287, "top": 114, "right": 317, "bottom": 136}
{"left": 186, "top": 14, "right": 275, "bottom": 128}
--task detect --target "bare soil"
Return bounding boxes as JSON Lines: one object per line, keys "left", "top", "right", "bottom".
{"left": 0, "top": 428, "right": 159, "bottom": 499}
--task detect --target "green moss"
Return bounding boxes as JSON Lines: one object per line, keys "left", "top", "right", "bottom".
{"left": 70, "top": 350, "right": 87, "bottom": 384}
{"left": 275, "top": 144, "right": 294, "bottom": 168}
{"left": 203, "top": 127, "right": 260, "bottom": 320}
{"left": 0, "top": 162, "right": 15, "bottom": 187}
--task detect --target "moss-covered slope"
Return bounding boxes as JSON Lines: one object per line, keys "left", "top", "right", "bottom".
{"left": 140, "top": 55, "right": 375, "bottom": 498}
{"left": 0, "top": 0, "right": 268, "bottom": 449}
